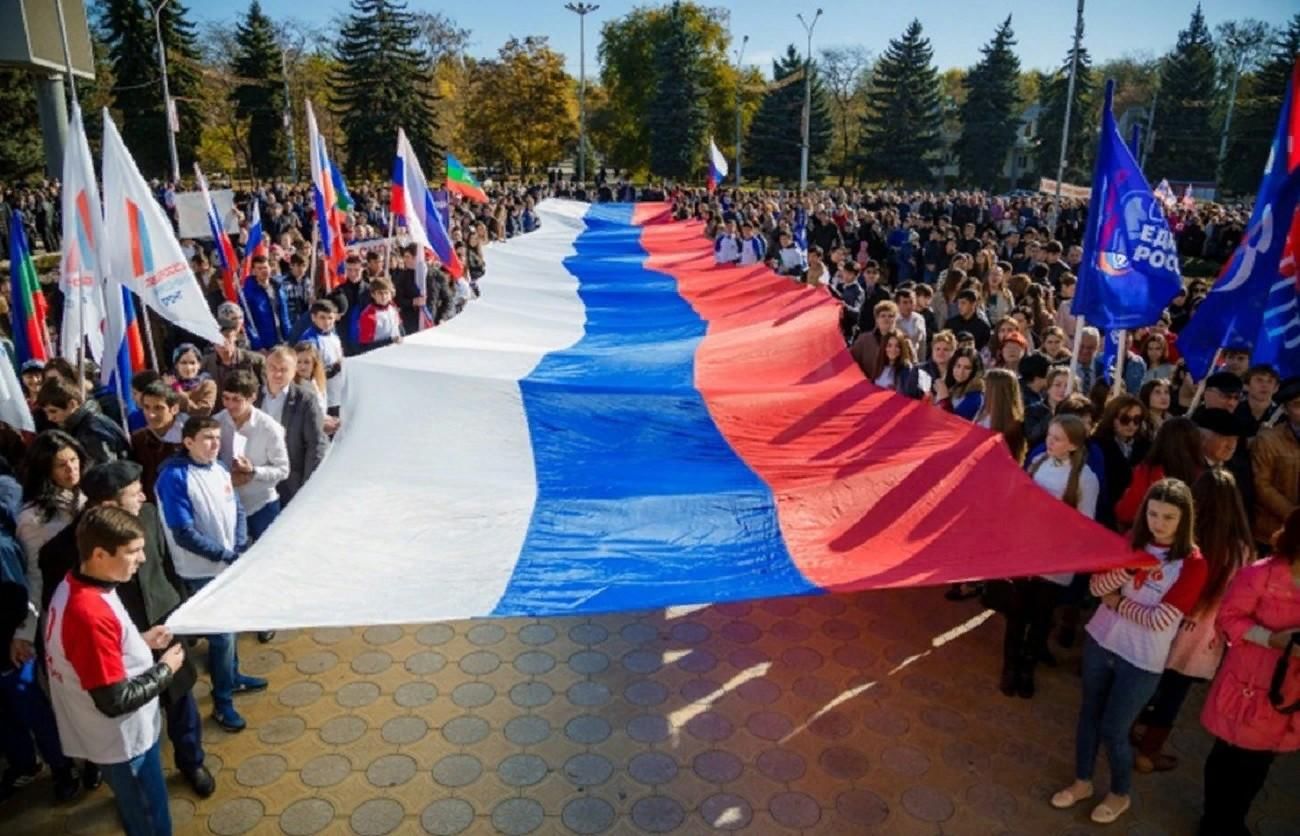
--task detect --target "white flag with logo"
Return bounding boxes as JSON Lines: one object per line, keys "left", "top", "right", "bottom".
{"left": 100, "top": 109, "right": 222, "bottom": 345}
{"left": 59, "top": 102, "right": 107, "bottom": 363}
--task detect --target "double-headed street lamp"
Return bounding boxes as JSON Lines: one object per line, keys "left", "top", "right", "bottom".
{"left": 151, "top": 0, "right": 181, "bottom": 184}
{"left": 734, "top": 34, "right": 748, "bottom": 187}
{"left": 796, "top": 8, "right": 823, "bottom": 194}
{"left": 565, "top": 2, "right": 599, "bottom": 187}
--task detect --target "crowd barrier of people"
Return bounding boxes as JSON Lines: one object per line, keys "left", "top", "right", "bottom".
{"left": 684, "top": 184, "right": 1299, "bottom": 833}
{"left": 0, "top": 179, "right": 1294, "bottom": 836}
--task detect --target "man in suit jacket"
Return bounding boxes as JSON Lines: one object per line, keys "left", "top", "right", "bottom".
{"left": 257, "top": 346, "right": 328, "bottom": 506}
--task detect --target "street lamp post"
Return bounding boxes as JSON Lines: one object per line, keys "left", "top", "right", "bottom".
{"left": 1051, "top": 0, "right": 1084, "bottom": 224}
{"left": 151, "top": 0, "right": 181, "bottom": 184}
{"left": 796, "top": 8, "right": 822, "bottom": 194}
{"left": 565, "top": 2, "right": 599, "bottom": 188}
{"left": 734, "top": 34, "right": 747, "bottom": 187}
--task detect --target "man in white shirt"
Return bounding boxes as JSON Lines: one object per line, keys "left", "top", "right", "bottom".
{"left": 214, "top": 370, "right": 289, "bottom": 542}
{"left": 895, "top": 287, "right": 928, "bottom": 359}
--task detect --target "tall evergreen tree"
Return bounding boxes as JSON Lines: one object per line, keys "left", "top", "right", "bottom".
{"left": 333, "top": 0, "right": 439, "bottom": 177}
{"left": 858, "top": 19, "right": 942, "bottom": 185}
{"left": 0, "top": 68, "right": 42, "bottom": 180}
{"left": 1035, "top": 32, "right": 1096, "bottom": 183}
{"left": 1221, "top": 13, "right": 1300, "bottom": 194}
{"left": 955, "top": 16, "right": 1022, "bottom": 188}
{"left": 647, "top": 2, "right": 708, "bottom": 180}
{"left": 231, "top": 1, "right": 288, "bottom": 180}
{"left": 745, "top": 45, "right": 833, "bottom": 184}
{"left": 98, "top": 0, "right": 203, "bottom": 179}
{"left": 1148, "top": 4, "right": 1218, "bottom": 181}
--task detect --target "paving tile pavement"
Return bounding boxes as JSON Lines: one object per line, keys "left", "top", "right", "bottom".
{"left": 5, "top": 587, "right": 1299, "bottom": 835}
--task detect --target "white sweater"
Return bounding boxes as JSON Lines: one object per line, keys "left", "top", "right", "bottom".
{"left": 1030, "top": 455, "right": 1099, "bottom": 585}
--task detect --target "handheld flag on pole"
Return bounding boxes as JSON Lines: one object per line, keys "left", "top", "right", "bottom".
{"left": 707, "top": 138, "right": 729, "bottom": 193}
{"left": 59, "top": 102, "right": 107, "bottom": 364}
{"left": 329, "top": 161, "right": 354, "bottom": 212}
{"left": 100, "top": 110, "right": 223, "bottom": 345}
{"left": 1072, "top": 81, "right": 1183, "bottom": 331}
{"left": 194, "top": 164, "right": 240, "bottom": 304}
{"left": 1153, "top": 178, "right": 1175, "bottom": 208}
{"left": 306, "top": 101, "right": 348, "bottom": 289}
{"left": 8, "top": 211, "right": 50, "bottom": 365}
{"left": 241, "top": 201, "right": 267, "bottom": 280}
{"left": 446, "top": 153, "right": 488, "bottom": 203}
{"left": 1179, "top": 60, "right": 1300, "bottom": 380}
{"left": 394, "top": 129, "right": 464, "bottom": 280}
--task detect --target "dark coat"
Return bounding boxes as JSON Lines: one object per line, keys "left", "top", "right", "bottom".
{"left": 39, "top": 503, "right": 197, "bottom": 699}
{"left": 63, "top": 401, "right": 131, "bottom": 466}
{"left": 257, "top": 383, "right": 328, "bottom": 505}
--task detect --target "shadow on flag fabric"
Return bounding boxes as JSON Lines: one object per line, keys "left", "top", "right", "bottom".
{"left": 1179, "top": 61, "right": 1300, "bottom": 380}
{"left": 1072, "top": 81, "right": 1183, "bottom": 331}
{"left": 707, "top": 138, "right": 728, "bottom": 192}
{"left": 166, "top": 200, "right": 1139, "bottom": 634}
{"left": 100, "top": 110, "right": 222, "bottom": 345}
{"left": 8, "top": 211, "right": 50, "bottom": 365}
{"left": 195, "top": 164, "right": 240, "bottom": 304}
{"left": 59, "top": 102, "right": 106, "bottom": 364}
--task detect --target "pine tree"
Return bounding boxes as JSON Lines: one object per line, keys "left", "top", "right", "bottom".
{"left": 1148, "top": 4, "right": 1218, "bottom": 181}
{"left": 98, "top": 0, "right": 203, "bottom": 180}
{"left": 1035, "top": 32, "right": 1096, "bottom": 183}
{"left": 858, "top": 19, "right": 942, "bottom": 185}
{"left": 745, "top": 45, "right": 833, "bottom": 185}
{"left": 647, "top": 2, "right": 708, "bottom": 180}
{"left": 1221, "top": 13, "right": 1300, "bottom": 194}
{"left": 955, "top": 16, "right": 1022, "bottom": 188}
{"left": 231, "top": 1, "right": 288, "bottom": 180}
{"left": 0, "top": 68, "right": 42, "bottom": 180}
{"left": 333, "top": 0, "right": 439, "bottom": 177}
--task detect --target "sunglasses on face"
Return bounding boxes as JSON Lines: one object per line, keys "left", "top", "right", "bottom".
{"left": 1117, "top": 413, "right": 1143, "bottom": 427}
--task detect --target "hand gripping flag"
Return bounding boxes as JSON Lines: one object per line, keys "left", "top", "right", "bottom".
{"left": 306, "top": 101, "right": 348, "bottom": 288}
{"left": 446, "top": 153, "right": 488, "bottom": 203}
{"left": 707, "top": 138, "right": 728, "bottom": 192}
{"left": 1179, "top": 60, "right": 1300, "bottom": 380}
{"left": 1072, "top": 81, "right": 1183, "bottom": 331}
{"left": 59, "top": 102, "right": 107, "bottom": 363}
{"left": 194, "top": 164, "right": 240, "bottom": 304}
{"left": 8, "top": 211, "right": 50, "bottom": 365}
{"left": 100, "top": 110, "right": 223, "bottom": 345}
{"left": 394, "top": 129, "right": 464, "bottom": 279}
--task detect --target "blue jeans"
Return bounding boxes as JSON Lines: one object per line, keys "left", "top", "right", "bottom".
{"left": 164, "top": 690, "right": 204, "bottom": 772}
{"left": 1075, "top": 636, "right": 1162, "bottom": 795}
{"left": 0, "top": 658, "right": 70, "bottom": 772}
{"left": 100, "top": 737, "right": 172, "bottom": 836}
{"left": 246, "top": 499, "right": 281, "bottom": 541}
{"left": 184, "top": 579, "right": 238, "bottom": 712}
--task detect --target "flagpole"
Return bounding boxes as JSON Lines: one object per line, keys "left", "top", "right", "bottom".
{"left": 308, "top": 224, "right": 319, "bottom": 305}
{"left": 1187, "top": 348, "right": 1222, "bottom": 412}
{"left": 1110, "top": 329, "right": 1128, "bottom": 399}
{"left": 382, "top": 213, "right": 395, "bottom": 277}
{"left": 111, "top": 369, "right": 131, "bottom": 437}
{"left": 55, "top": 0, "right": 87, "bottom": 383}
{"left": 1067, "top": 315, "right": 1086, "bottom": 394}
{"left": 137, "top": 295, "right": 160, "bottom": 370}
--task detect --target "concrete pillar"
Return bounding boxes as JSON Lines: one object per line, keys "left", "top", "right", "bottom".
{"left": 35, "top": 73, "right": 69, "bottom": 179}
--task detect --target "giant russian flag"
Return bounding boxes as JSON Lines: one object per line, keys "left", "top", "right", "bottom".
{"left": 168, "top": 201, "right": 1132, "bottom": 633}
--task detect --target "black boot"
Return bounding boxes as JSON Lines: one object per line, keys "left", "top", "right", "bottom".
{"left": 999, "top": 662, "right": 1017, "bottom": 697}
{"left": 1015, "top": 654, "right": 1036, "bottom": 698}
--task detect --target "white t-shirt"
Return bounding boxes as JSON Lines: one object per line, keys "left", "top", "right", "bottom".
{"left": 1029, "top": 455, "right": 1099, "bottom": 585}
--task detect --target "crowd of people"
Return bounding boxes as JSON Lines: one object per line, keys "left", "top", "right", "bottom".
{"left": 0, "top": 178, "right": 546, "bottom": 833}
{"left": 689, "top": 184, "right": 1299, "bottom": 832}
{"left": 0, "top": 176, "right": 1294, "bottom": 835}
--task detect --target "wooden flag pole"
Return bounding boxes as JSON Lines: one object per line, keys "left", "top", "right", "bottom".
{"left": 1187, "top": 348, "right": 1224, "bottom": 413}
{"left": 1110, "top": 330, "right": 1128, "bottom": 399}
{"left": 1067, "top": 315, "right": 1086, "bottom": 394}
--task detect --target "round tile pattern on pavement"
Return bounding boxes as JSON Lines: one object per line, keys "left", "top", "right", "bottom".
{"left": 9, "top": 587, "right": 1292, "bottom": 836}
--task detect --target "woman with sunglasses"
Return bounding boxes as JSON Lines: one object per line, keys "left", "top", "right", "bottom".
{"left": 1092, "top": 396, "right": 1151, "bottom": 530}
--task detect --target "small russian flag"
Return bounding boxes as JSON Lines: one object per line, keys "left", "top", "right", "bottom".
{"left": 707, "top": 137, "right": 729, "bottom": 193}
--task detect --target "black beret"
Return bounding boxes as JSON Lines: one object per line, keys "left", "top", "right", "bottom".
{"left": 1192, "top": 407, "right": 1247, "bottom": 438}
{"left": 1204, "top": 371, "right": 1244, "bottom": 394}
{"left": 81, "top": 460, "right": 144, "bottom": 504}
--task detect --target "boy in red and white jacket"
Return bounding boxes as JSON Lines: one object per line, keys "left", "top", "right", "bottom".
{"left": 45, "top": 506, "right": 185, "bottom": 836}
{"left": 357, "top": 276, "right": 404, "bottom": 353}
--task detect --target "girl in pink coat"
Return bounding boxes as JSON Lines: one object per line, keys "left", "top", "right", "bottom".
{"left": 1199, "top": 508, "right": 1300, "bottom": 835}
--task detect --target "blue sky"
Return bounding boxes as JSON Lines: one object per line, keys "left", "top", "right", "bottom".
{"left": 205, "top": 0, "right": 1297, "bottom": 76}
